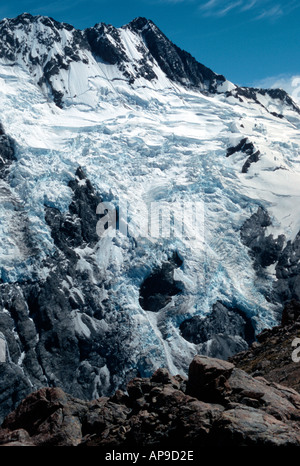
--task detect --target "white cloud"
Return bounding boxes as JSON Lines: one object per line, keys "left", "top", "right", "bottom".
{"left": 200, "top": 0, "right": 220, "bottom": 10}
{"left": 144, "top": 0, "right": 300, "bottom": 20}
{"left": 240, "top": 0, "right": 258, "bottom": 11}
{"left": 146, "top": 0, "right": 195, "bottom": 4}
{"left": 253, "top": 74, "right": 300, "bottom": 103}
{"left": 254, "top": 4, "right": 283, "bottom": 20}
{"left": 197, "top": 0, "right": 300, "bottom": 20}
{"left": 216, "top": 1, "right": 243, "bottom": 17}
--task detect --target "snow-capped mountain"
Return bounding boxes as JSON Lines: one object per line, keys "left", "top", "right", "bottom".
{"left": 0, "top": 13, "right": 300, "bottom": 421}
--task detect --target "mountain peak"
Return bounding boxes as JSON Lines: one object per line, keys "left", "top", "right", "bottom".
{"left": 126, "top": 16, "right": 155, "bottom": 30}
{"left": 1, "top": 12, "right": 75, "bottom": 33}
{"left": 0, "top": 12, "right": 297, "bottom": 117}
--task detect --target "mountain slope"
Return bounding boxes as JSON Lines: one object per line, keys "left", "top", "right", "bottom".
{"left": 0, "top": 13, "right": 300, "bottom": 422}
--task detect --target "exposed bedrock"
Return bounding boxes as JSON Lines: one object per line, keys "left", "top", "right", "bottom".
{"left": 240, "top": 206, "right": 285, "bottom": 271}
{"left": 240, "top": 206, "right": 300, "bottom": 306}
{"left": 226, "top": 137, "right": 260, "bottom": 173}
{"left": 0, "top": 167, "right": 130, "bottom": 423}
{"left": 0, "top": 124, "right": 16, "bottom": 179}
{"left": 180, "top": 301, "right": 256, "bottom": 360}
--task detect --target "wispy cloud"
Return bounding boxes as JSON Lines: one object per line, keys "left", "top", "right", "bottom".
{"left": 30, "top": 0, "right": 93, "bottom": 16}
{"left": 0, "top": 0, "right": 96, "bottom": 19}
{"left": 145, "top": 0, "right": 196, "bottom": 4}
{"left": 216, "top": 1, "right": 243, "bottom": 17}
{"left": 197, "top": 0, "right": 300, "bottom": 20}
{"left": 240, "top": 0, "right": 258, "bottom": 11}
{"left": 200, "top": 0, "right": 220, "bottom": 11}
{"left": 255, "top": 4, "right": 283, "bottom": 20}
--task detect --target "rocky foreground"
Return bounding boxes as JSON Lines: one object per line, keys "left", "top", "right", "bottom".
{"left": 1, "top": 302, "right": 300, "bottom": 448}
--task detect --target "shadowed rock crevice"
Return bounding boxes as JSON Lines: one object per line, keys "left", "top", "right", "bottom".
{"left": 139, "top": 252, "right": 183, "bottom": 312}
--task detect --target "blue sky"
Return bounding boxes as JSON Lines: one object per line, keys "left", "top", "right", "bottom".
{"left": 0, "top": 0, "right": 299, "bottom": 90}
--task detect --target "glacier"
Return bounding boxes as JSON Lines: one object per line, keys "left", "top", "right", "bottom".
{"left": 0, "top": 13, "right": 300, "bottom": 420}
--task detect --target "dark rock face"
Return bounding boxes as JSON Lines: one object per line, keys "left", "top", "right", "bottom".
{"left": 241, "top": 149, "right": 260, "bottom": 174}
{"left": 240, "top": 206, "right": 300, "bottom": 306}
{"left": 180, "top": 301, "right": 255, "bottom": 360}
{"left": 226, "top": 137, "right": 260, "bottom": 173}
{"left": 226, "top": 86, "right": 300, "bottom": 117}
{"left": 85, "top": 17, "right": 227, "bottom": 92}
{"left": 85, "top": 23, "right": 129, "bottom": 66}
{"left": 45, "top": 166, "right": 101, "bottom": 254}
{"left": 1, "top": 354, "right": 300, "bottom": 447}
{"left": 258, "top": 88, "right": 300, "bottom": 115}
{"left": 281, "top": 300, "right": 300, "bottom": 326}
{"left": 0, "top": 167, "right": 132, "bottom": 423}
{"left": 240, "top": 206, "right": 285, "bottom": 271}
{"left": 23, "top": 167, "right": 133, "bottom": 402}
{"left": 274, "top": 232, "right": 300, "bottom": 303}
{"left": 0, "top": 284, "right": 44, "bottom": 419}
{"left": 127, "top": 17, "right": 226, "bottom": 92}
{"left": 226, "top": 137, "right": 254, "bottom": 157}
{"left": 0, "top": 13, "right": 90, "bottom": 108}
{"left": 230, "top": 299, "right": 300, "bottom": 394}
{"left": 139, "top": 252, "right": 183, "bottom": 312}
{"left": 0, "top": 123, "right": 16, "bottom": 179}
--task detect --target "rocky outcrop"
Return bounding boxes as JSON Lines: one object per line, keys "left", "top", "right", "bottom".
{"left": 274, "top": 232, "right": 300, "bottom": 303}
{"left": 179, "top": 301, "right": 255, "bottom": 360}
{"left": 240, "top": 206, "right": 285, "bottom": 271}
{"left": 0, "top": 123, "right": 16, "bottom": 179}
{"left": 127, "top": 17, "right": 226, "bottom": 93}
{"left": 1, "top": 354, "right": 300, "bottom": 447}
{"left": 225, "top": 86, "right": 300, "bottom": 118}
{"left": 226, "top": 137, "right": 260, "bottom": 173}
{"left": 230, "top": 299, "right": 300, "bottom": 393}
{"left": 45, "top": 166, "right": 101, "bottom": 253}
{"left": 0, "top": 13, "right": 90, "bottom": 108}
{"left": 240, "top": 206, "right": 300, "bottom": 305}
